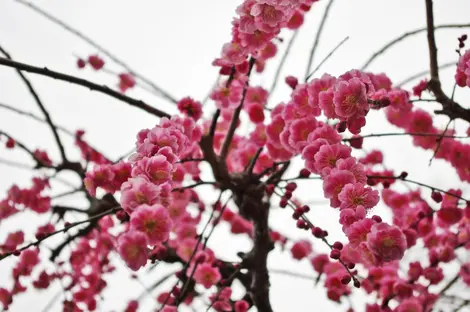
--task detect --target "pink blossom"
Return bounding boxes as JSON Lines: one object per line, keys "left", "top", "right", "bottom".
{"left": 336, "top": 157, "right": 367, "bottom": 184}
{"left": 0, "top": 288, "right": 11, "bottom": 310}
{"left": 117, "top": 231, "right": 148, "bottom": 271}
{"left": 395, "top": 298, "right": 423, "bottom": 312}
{"left": 118, "top": 73, "right": 136, "bottom": 93}
{"left": 322, "top": 169, "right": 356, "bottom": 208}
{"left": 338, "top": 183, "right": 379, "bottom": 211}
{"left": 84, "top": 165, "right": 115, "bottom": 197}
{"left": 120, "top": 177, "right": 160, "bottom": 214}
{"left": 345, "top": 218, "right": 375, "bottom": 247}
{"left": 367, "top": 223, "right": 407, "bottom": 262}
{"left": 177, "top": 97, "right": 203, "bottom": 121}
{"left": 314, "top": 143, "right": 351, "bottom": 174}
{"left": 307, "top": 124, "right": 341, "bottom": 145}
{"left": 130, "top": 204, "right": 172, "bottom": 245}
{"left": 235, "top": 300, "right": 250, "bottom": 312}
{"left": 290, "top": 240, "right": 313, "bottom": 260}
{"left": 333, "top": 78, "right": 368, "bottom": 118}
{"left": 133, "top": 156, "right": 173, "bottom": 185}
{"left": 193, "top": 263, "right": 221, "bottom": 289}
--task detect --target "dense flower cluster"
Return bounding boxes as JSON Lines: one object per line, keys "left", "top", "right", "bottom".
{"left": 1, "top": 1, "right": 469, "bottom": 312}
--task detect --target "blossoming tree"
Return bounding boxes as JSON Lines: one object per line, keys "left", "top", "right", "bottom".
{"left": 0, "top": 0, "right": 470, "bottom": 311}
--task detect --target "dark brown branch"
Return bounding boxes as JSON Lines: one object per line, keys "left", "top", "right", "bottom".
{"left": 269, "top": 30, "right": 299, "bottom": 95}
{"left": 0, "top": 46, "right": 67, "bottom": 162}
{"left": 246, "top": 148, "right": 263, "bottom": 176}
{"left": 0, "top": 57, "right": 171, "bottom": 119}
{"left": 243, "top": 199, "right": 274, "bottom": 312}
{"left": 220, "top": 58, "right": 256, "bottom": 160}
{"left": 423, "top": 1, "right": 470, "bottom": 124}
{"left": 172, "top": 181, "right": 215, "bottom": 192}
{"left": 304, "top": 0, "right": 335, "bottom": 82}
{"left": 361, "top": 23, "right": 470, "bottom": 70}
{"left": 14, "top": 0, "right": 177, "bottom": 104}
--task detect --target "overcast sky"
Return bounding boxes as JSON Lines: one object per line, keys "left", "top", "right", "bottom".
{"left": 1, "top": 0, "right": 470, "bottom": 311}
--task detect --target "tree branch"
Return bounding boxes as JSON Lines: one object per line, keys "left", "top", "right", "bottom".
{"left": 0, "top": 130, "right": 54, "bottom": 168}
{"left": 0, "top": 57, "right": 171, "bottom": 119}
{"left": 220, "top": 58, "right": 256, "bottom": 160}
{"left": 0, "top": 46, "right": 68, "bottom": 162}
{"left": 14, "top": 0, "right": 178, "bottom": 104}
{"left": 394, "top": 61, "right": 455, "bottom": 88}
{"left": 304, "top": 0, "right": 335, "bottom": 82}
{"left": 361, "top": 23, "right": 470, "bottom": 70}
{"left": 0, "top": 102, "right": 74, "bottom": 136}
{"left": 269, "top": 30, "right": 299, "bottom": 95}
{"left": 424, "top": 1, "right": 470, "bottom": 124}
{"left": 306, "top": 36, "right": 349, "bottom": 81}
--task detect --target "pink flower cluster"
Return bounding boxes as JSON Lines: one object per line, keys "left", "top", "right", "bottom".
{"left": 455, "top": 49, "right": 470, "bottom": 88}
{"left": 384, "top": 104, "right": 470, "bottom": 182}
{"left": 75, "top": 130, "right": 110, "bottom": 165}
{"left": 263, "top": 69, "right": 411, "bottom": 266}
{"left": 1, "top": 177, "right": 51, "bottom": 216}
{"left": 213, "top": 0, "right": 318, "bottom": 69}
{"left": 112, "top": 116, "right": 204, "bottom": 271}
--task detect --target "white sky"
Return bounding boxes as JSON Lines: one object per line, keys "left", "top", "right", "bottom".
{"left": 1, "top": 0, "right": 470, "bottom": 311}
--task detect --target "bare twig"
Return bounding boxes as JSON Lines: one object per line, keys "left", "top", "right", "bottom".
{"left": 394, "top": 61, "right": 455, "bottom": 88}
{"left": 428, "top": 118, "right": 452, "bottom": 165}
{"left": 14, "top": 0, "right": 178, "bottom": 104}
{"left": 361, "top": 23, "right": 470, "bottom": 70}
{"left": 269, "top": 30, "right": 299, "bottom": 95}
{"left": 304, "top": 0, "right": 335, "bottom": 82}
{"left": 342, "top": 132, "right": 469, "bottom": 141}
{"left": 0, "top": 102, "right": 74, "bottom": 136}
{"left": 0, "top": 57, "right": 171, "bottom": 119}
{"left": 306, "top": 36, "right": 349, "bottom": 81}
{"left": 0, "top": 46, "right": 67, "bottom": 162}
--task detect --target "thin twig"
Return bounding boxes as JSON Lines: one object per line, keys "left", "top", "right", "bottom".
{"left": 0, "top": 206, "right": 120, "bottom": 261}
{"left": 428, "top": 118, "right": 452, "bottom": 165}
{"left": 269, "top": 30, "right": 299, "bottom": 95}
{"left": 306, "top": 36, "right": 349, "bottom": 81}
{"left": 220, "top": 58, "right": 256, "bottom": 160}
{"left": 136, "top": 270, "right": 178, "bottom": 301}
{"left": 367, "top": 174, "right": 469, "bottom": 202}
{"left": 438, "top": 273, "right": 460, "bottom": 296}
{"left": 14, "top": 0, "right": 178, "bottom": 104}
{"left": 342, "top": 132, "right": 469, "bottom": 141}
{"left": 394, "top": 61, "right": 455, "bottom": 88}
{"left": 269, "top": 268, "right": 315, "bottom": 280}
{"left": 0, "top": 130, "right": 54, "bottom": 168}
{"left": 0, "top": 102, "right": 74, "bottom": 136}
{"left": 304, "top": 0, "right": 335, "bottom": 82}
{"left": 0, "top": 57, "right": 171, "bottom": 119}
{"left": 361, "top": 23, "right": 470, "bottom": 70}
{"left": 0, "top": 46, "right": 67, "bottom": 162}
